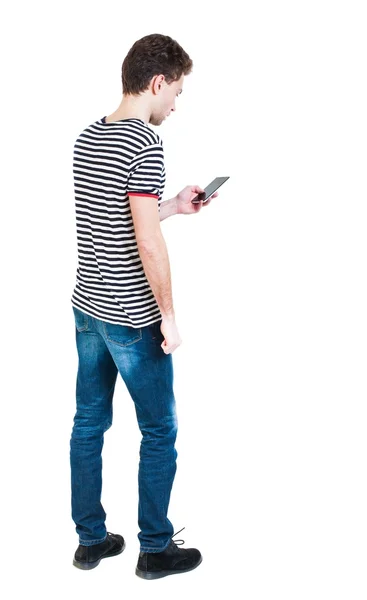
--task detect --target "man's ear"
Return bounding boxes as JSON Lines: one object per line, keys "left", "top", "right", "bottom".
{"left": 152, "top": 74, "right": 165, "bottom": 95}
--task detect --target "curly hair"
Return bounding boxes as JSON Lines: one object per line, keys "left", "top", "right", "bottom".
{"left": 122, "top": 33, "right": 193, "bottom": 95}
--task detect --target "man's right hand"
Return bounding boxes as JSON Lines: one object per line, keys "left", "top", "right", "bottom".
{"left": 160, "top": 316, "right": 182, "bottom": 354}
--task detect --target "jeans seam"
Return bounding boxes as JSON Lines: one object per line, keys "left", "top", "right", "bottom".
{"left": 140, "top": 539, "right": 171, "bottom": 553}
{"left": 73, "top": 306, "right": 89, "bottom": 332}
{"left": 79, "top": 534, "right": 107, "bottom": 546}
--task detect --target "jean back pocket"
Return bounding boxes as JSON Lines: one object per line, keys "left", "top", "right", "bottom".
{"left": 103, "top": 321, "right": 142, "bottom": 347}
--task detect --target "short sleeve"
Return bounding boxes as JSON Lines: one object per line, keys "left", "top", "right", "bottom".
{"left": 127, "top": 143, "right": 165, "bottom": 199}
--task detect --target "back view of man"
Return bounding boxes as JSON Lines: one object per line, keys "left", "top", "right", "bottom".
{"left": 70, "top": 33, "right": 217, "bottom": 579}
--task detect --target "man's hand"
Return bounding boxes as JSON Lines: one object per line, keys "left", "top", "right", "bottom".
{"left": 176, "top": 185, "right": 219, "bottom": 215}
{"left": 160, "top": 316, "right": 182, "bottom": 354}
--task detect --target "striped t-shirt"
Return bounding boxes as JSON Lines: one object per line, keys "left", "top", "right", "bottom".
{"left": 70, "top": 116, "right": 166, "bottom": 328}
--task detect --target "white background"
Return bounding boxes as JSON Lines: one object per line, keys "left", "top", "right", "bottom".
{"left": 2, "top": 1, "right": 366, "bottom": 598}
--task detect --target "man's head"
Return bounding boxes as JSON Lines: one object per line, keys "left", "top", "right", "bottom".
{"left": 121, "top": 34, "right": 193, "bottom": 126}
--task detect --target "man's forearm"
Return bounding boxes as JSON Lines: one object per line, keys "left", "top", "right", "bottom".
{"left": 137, "top": 233, "right": 175, "bottom": 318}
{"left": 159, "top": 197, "right": 178, "bottom": 221}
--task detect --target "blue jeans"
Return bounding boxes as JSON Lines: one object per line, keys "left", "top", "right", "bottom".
{"left": 70, "top": 306, "right": 178, "bottom": 552}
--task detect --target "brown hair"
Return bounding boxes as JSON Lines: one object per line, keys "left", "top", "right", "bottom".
{"left": 122, "top": 33, "right": 193, "bottom": 95}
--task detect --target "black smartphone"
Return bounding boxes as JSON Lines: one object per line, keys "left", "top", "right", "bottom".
{"left": 191, "top": 176, "right": 230, "bottom": 204}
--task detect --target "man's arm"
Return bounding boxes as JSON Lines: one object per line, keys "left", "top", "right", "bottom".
{"left": 129, "top": 194, "right": 175, "bottom": 319}
{"left": 159, "top": 197, "right": 178, "bottom": 221}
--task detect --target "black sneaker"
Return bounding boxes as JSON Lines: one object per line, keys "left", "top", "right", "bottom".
{"left": 136, "top": 528, "right": 202, "bottom": 580}
{"left": 73, "top": 531, "right": 125, "bottom": 570}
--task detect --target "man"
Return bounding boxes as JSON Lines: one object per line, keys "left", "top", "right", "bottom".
{"left": 70, "top": 33, "right": 219, "bottom": 580}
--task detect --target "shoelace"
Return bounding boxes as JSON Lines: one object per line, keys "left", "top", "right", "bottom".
{"left": 171, "top": 526, "right": 185, "bottom": 546}
{"left": 107, "top": 528, "right": 186, "bottom": 547}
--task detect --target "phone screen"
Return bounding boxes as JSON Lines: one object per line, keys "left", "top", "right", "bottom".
{"left": 192, "top": 176, "right": 230, "bottom": 203}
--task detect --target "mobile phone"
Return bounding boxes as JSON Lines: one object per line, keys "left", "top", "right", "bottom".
{"left": 191, "top": 176, "right": 230, "bottom": 204}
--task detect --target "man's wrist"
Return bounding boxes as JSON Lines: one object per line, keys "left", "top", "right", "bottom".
{"left": 169, "top": 196, "right": 179, "bottom": 215}
{"left": 161, "top": 311, "right": 175, "bottom": 322}
{"left": 160, "top": 197, "right": 179, "bottom": 221}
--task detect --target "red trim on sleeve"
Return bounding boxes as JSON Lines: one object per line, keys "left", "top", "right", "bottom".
{"left": 128, "top": 192, "right": 159, "bottom": 199}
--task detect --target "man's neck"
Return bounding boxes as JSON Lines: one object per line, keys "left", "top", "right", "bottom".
{"left": 105, "top": 96, "right": 150, "bottom": 124}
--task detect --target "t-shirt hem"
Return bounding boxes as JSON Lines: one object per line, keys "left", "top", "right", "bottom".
{"left": 127, "top": 192, "right": 159, "bottom": 199}
{"left": 71, "top": 300, "right": 162, "bottom": 329}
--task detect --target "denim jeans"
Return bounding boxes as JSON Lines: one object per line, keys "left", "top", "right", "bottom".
{"left": 70, "top": 306, "right": 178, "bottom": 552}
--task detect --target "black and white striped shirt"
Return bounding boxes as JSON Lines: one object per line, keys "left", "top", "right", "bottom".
{"left": 70, "top": 116, "right": 166, "bottom": 328}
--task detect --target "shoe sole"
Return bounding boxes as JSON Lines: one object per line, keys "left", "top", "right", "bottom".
{"left": 73, "top": 540, "right": 126, "bottom": 570}
{"left": 135, "top": 555, "right": 203, "bottom": 580}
